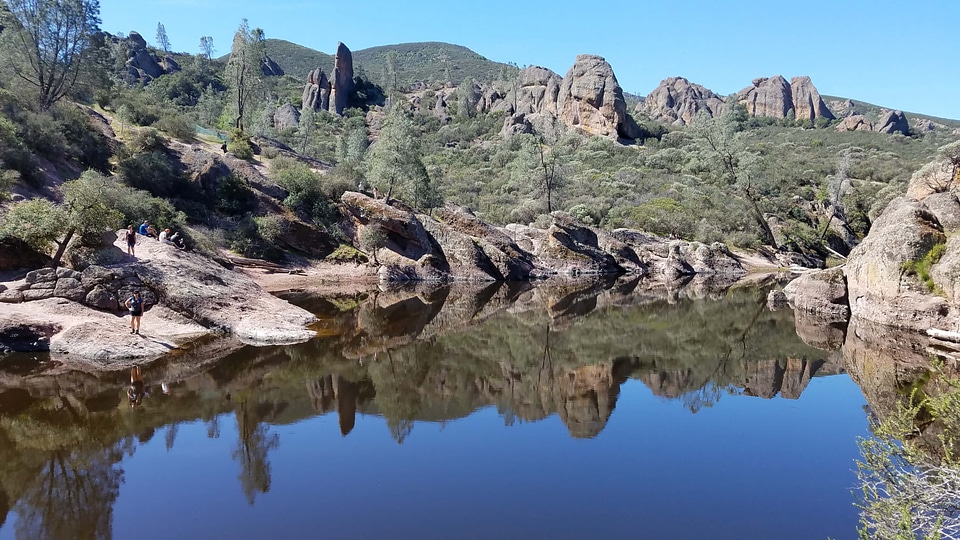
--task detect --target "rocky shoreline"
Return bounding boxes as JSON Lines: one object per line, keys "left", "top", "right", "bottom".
{"left": 0, "top": 191, "right": 807, "bottom": 366}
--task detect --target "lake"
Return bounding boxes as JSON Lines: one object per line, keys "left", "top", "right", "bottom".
{"left": 0, "top": 276, "right": 873, "bottom": 539}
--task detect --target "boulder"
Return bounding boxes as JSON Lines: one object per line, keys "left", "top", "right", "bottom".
{"left": 782, "top": 267, "right": 850, "bottom": 321}
{"left": 789, "top": 76, "right": 834, "bottom": 123}
{"left": 0, "top": 318, "right": 60, "bottom": 353}
{"left": 127, "top": 48, "right": 164, "bottom": 80}
{"left": 931, "top": 234, "right": 960, "bottom": 304}
{"left": 330, "top": 42, "right": 355, "bottom": 115}
{"left": 433, "top": 205, "right": 536, "bottom": 280}
{"left": 906, "top": 159, "right": 955, "bottom": 199}
{"left": 875, "top": 110, "right": 909, "bottom": 135}
{"left": 161, "top": 55, "right": 180, "bottom": 74}
{"left": 556, "top": 55, "right": 642, "bottom": 140}
{"left": 84, "top": 286, "right": 119, "bottom": 310}
{"left": 127, "top": 31, "right": 147, "bottom": 49}
{"left": 737, "top": 76, "right": 793, "bottom": 118}
{"left": 24, "top": 268, "right": 57, "bottom": 285}
{"left": 921, "top": 192, "right": 960, "bottom": 232}
{"left": 835, "top": 114, "right": 873, "bottom": 132}
{"left": 845, "top": 197, "right": 947, "bottom": 326}
{"left": 639, "top": 76, "right": 726, "bottom": 126}
{"left": 53, "top": 277, "right": 87, "bottom": 303}
{"left": 273, "top": 104, "right": 301, "bottom": 131}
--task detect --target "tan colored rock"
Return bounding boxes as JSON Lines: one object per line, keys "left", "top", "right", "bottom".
{"left": 906, "top": 159, "right": 955, "bottom": 199}
{"left": 514, "top": 66, "right": 562, "bottom": 116}
{"left": 834, "top": 114, "right": 873, "bottom": 132}
{"left": 639, "top": 76, "right": 726, "bottom": 126}
{"left": 737, "top": 76, "right": 792, "bottom": 118}
{"left": 556, "top": 54, "right": 642, "bottom": 140}
{"left": 782, "top": 267, "right": 850, "bottom": 321}
{"left": 789, "top": 76, "right": 834, "bottom": 123}
{"left": 302, "top": 67, "right": 331, "bottom": 112}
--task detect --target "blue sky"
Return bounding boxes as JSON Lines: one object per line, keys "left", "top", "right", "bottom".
{"left": 101, "top": 0, "right": 960, "bottom": 119}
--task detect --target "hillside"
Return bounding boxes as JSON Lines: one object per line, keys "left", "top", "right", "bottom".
{"left": 264, "top": 39, "right": 512, "bottom": 87}
{"left": 822, "top": 94, "right": 960, "bottom": 128}
{"left": 263, "top": 39, "right": 334, "bottom": 80}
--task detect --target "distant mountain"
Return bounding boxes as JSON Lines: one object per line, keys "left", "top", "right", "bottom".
{"left": 264, "top": 39, "right": 512, "bottom": 87}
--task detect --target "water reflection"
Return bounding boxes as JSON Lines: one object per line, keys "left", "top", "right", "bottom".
{"left": 0, "top": 275, "right": 845, "bottom": 535}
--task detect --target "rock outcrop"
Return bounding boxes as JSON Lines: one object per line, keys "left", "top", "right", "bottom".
{"left": 330, "top": 42, "right": 355, "bottom": 115}
{"left": 782, "top": 267, "right": 849, "bottom": 321}
{"left": 117, "top": 31, "right": 180, "bottom": 85}
{"left": 638, "top": 76, "right": 726, "bottom": 126}
{"left": 302, "top": 68, "right": 331, "bottom": 112}
{"left": 514, "top": 66, "right": 562, "bottom": 116}
{"left": 737, "top": 76, "right": 793, "bottom": 118}
{"left": 261, "top": 55, "right": 284, "bottom": 77}
{"left": 835, "top": 114, "right": 873, "bottom": 132}
{"left": 737, "top": 75, "right": 834, "bottom": 122}
{"left": 556, "top": 54, "right": 642, "bottom": 140}
{"left": 0, "top": 234, "right": 317, "bottom": 361}
{"left": 340, "top": 192, "right": 744, "bottom": 283}
{"left": 300, "top": 42, "right": 355, "bottom": 116}
{"left": 789, "top": 76, "right": 835, "bottom": 123}
{"left": 273, "top": 103, "right": 301, "bottom": 131}
{"left": 875, "top": 110, "right": 910, "bottom": 135}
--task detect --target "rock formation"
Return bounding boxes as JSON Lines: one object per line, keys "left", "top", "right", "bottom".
{"left": 875, "top": 110, "right": 910, "bottom": 135}
{"left": 556, "top": 54, "right": 643, "bottom": 140}
{"left": 835, "top": 114, "right": 873, "bottom": 132}
{"left": 261, "top": 55, "right": 284, "bottom": 77}
{"left": 514, "top": 66, "right": 562, "bottom": 116}
{"left": 789, "top": 76, "right": 835, "bottom": 123}
{"left": 118, "top": 31, "right": 180, "bottom": 85}
{"left": 273, "top": 103, "right": 300, "bottom": 131}
{"left": 737, "top": 75, "right": 834, "bottom": 122}
{"left": 638, "top": 76, "right": 726, "bottom": 126}
{"left": 330, "top": 42, "right": 355, "bottom": 115}
{"left": 340, "top": 192, "right": 745, "bottom": 283}
{"left": 737, "top": 76, "right": 793, "bottom": 118}
{"left": 302, "top": 68, "right": 331, "bottom": 112}
{"left": 300, "top": 42, "right": 355, "bottom": 116}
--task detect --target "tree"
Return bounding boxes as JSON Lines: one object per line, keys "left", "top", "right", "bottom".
{"left": 224, "top": 20, "right": 265, "bottom": 132}
{"left": 198, "top": 35, "right": 214, "bottom": 60}
{"left": 0, "top": 170, "right": 123, "bottom": 268}
{"left": 0, "top": 0, "right": 102, "bottom": 111}
{"left": 358, "top": 222, "right": 387, "bottom": 265}
{"left": 155, "top": 21, "right": 170, "bottom": 52}
{"left": 688, "top": 110, "right": 778, "bottom": 247}
{"left": 364, "top": 103, "right": 442, "bottom": 211}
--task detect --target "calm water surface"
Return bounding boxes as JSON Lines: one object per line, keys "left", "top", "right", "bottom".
{"left": 0, "top": 277, "right": 870, "bottom": 539}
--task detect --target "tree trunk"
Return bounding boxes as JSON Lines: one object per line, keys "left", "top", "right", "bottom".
{"left": 49, "top": 228, "right": 76, "bottom": 269}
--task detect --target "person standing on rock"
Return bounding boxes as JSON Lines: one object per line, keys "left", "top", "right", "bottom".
{"left": 126, "top": 225, "right": 137, "bottom": 256}
{"left": 125, "top": 291, "right": 144, "bottom": 334}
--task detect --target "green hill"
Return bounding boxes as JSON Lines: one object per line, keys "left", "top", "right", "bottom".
{"left": 263, "top": 39, "right": 334, "bottom": 80}
{"left": 264, "top": 39, "right": 512, "bottom": 87}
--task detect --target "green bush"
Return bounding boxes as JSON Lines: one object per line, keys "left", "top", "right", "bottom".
{"left": 902, "top": 242, "right": 947, "bottom": 293}
{"left": 214, "top": 174, "right": 257, "bottom": 215}
{"left": 116, "top": 150, "right": 188, "bottom": 198}
{"left": 154, "top": 113, "right": 195, "bottom": 142}
{"left": 227, "top": 129, "right": 254, "bottom": 159}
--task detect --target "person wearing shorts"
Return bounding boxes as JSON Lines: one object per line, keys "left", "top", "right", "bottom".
{"left": 125, "top": 291, "right": 144, "bottom": 334}
{"left": 126, "top": 225, "right": 137, "bottom": 256}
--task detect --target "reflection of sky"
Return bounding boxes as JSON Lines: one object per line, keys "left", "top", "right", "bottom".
{"left": 1, "top": 374, "right": 869, "bottom": 540}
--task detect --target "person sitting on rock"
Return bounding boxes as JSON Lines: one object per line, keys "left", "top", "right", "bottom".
{"left": 146, "top": 224, "right": 158, "bottom": 239}
{"left": 159, "top": 228, "right": 171, "bottom": 244}
{"left": 138, "top": 220, "right": 149, "bottom": 236}
{"left": 169, "top": 230, "right": 186, "bottom": 250}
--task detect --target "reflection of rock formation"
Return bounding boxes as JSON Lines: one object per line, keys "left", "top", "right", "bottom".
{"left": 306, "top": 375, "right": 376, "bottom": 436}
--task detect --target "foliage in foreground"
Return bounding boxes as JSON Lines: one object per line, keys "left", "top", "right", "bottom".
{"left": 856, "top": 362, "right": 960, "bottom": 539}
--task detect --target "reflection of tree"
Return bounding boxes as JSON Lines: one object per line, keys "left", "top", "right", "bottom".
{"left": 232, "top": 401, "right": 279, "bottom": 505}
{"left": 369, "top": 351, "right": 427, "bottom": 444}
{"left": 14, "top": 439, "right": 130, "bottom": 540}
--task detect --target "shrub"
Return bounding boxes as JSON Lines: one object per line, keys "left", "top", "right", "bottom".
{"left": 116, "top": 150, "right": 187, "bottom": 198}
{"left": 227, "top": 129, "right": 254, "bottom": 159}
{"left": 154, "top": 113, "right": 195, "bottom": 142}
{"left": 902, "top": 242, "right": 947, "bottom": 293}
{"left": 214, "top": 174, "right": 257, "bottom": 215}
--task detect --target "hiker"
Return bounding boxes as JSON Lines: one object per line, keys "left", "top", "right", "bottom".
{"left": 146, "top": 224, "right": 158, "bottom": 239}
{"left": 221, "top": 142, "right": 227, "bottom": 153}
{"left": 125, "top": 291, "right": 144, "bottom": 335}
{"left": 125, "top": 225, "right": 137, "bottom": 256}
{"left": 159, "top": 228, "right": 171, "bottom": 243}
{"left": 138, "top": 220, "right": 149, "bottom": 236}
